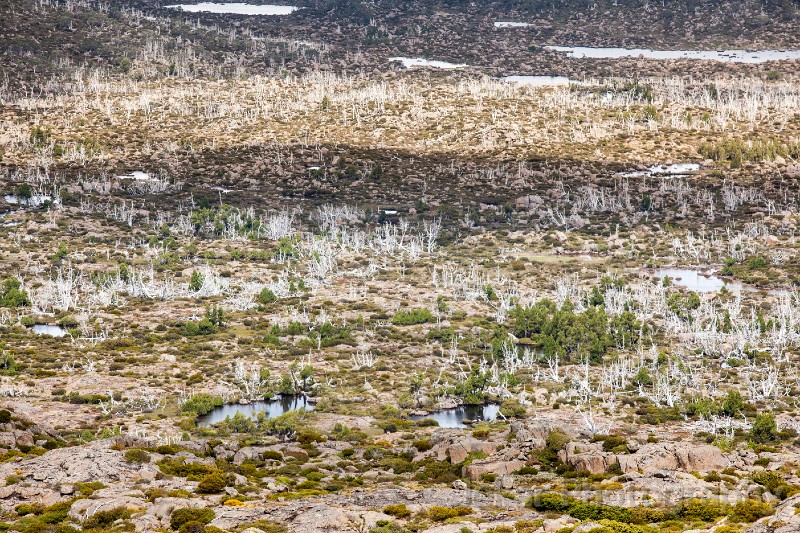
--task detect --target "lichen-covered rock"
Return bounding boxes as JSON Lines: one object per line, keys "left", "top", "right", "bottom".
{"left": 463, "top": 459, "right": 525, "bottom": 481}
{"left": 0, "top": 438, "right": 160, "bottom": 487}
{"left": 618, "top": 442, "right": 728, "bottom": 473}
{"left": 559, "top": 441, "right": 728, "bottom": 475}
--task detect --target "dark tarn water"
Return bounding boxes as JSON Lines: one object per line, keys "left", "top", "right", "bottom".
{"left": 411, "top": 404, "right": 500, "bottom": 429}
{"left": 197, "top": 396, "right": 313, "bottom": 426}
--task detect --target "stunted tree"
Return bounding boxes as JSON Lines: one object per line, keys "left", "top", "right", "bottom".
{"left": 189, "top": 270, "right": 203, "bottom": 292}
{"left": 0, "top": 278, "right": 29, "bottom": 308}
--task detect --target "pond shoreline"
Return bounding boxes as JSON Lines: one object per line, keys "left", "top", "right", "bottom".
{"left": 197, "top": 394, "right": 314, "bottom": 426}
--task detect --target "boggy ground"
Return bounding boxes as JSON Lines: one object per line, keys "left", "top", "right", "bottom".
{"left": 2, "top": 1, "right": 800, "bottom": 533}
{"left": 4, "top": 0, "right": 800, "bottom": 91}
{"left": 0, "top": 154, "right": 798, "bottom": 533}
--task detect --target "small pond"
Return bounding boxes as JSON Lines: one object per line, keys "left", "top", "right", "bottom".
{"left": 654, "top": 268, "right": 741, "bottom": 293}
{"left": 198, "top": 395, "right": 313, "bottom": 426}
{"left": 494, "top": 21, "right": 531, "bottom": 28}
{"left": 621, "top": 163, "right": 700, "bottom": 178}
{"left": 654, "top": 268, "right": 792, "bottom": 297}
{"left": 4, "top": 194, "right": 59, "bottom": 207}
{"left": 166, "top": 3, "right": 300, "bottom": 15}
{"left": 545, "top": 46, "right": 800, "bottom": 64}
{"left": 411, "top": 403, "right": 500, "bottom": 429}
{"left": 503, "top": 75, "right": 571, "bottom": 87}
{"left": 31, "top": 325, "right": 68, "bottom": 337}
{"left": 389, "top": 57, "right": 467, "bottom": 69}
{"left": 118, "top": 171, "right": 156, "bottom": 182}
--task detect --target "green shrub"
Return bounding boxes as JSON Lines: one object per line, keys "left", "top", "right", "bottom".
{"left": 196, "top": 472, "right": 227, "bottom": 494}
{"left": 391, "top": 309, "right": 433, "bottom": 325}
{"left": 258, "top": 288, "right": 278, "bottom": 304}
{"left": 297, "top": 429, "right": 325, "bottom": 444}
{"left": 545, "top": 429, "right": 570, "bottom": 451}
{"left": 170, "top": 508, "right": 216, "bottom": 530}
{"left": 181, "top": 394, "right": 223, "bottom": 416}
{"left": 588, "top": 520, "right": 653, "bottom": 533}
{"left": 527, "top": 493, "right": 710, "bottom": 524}
{"left": 157, "top": 458, "right": 215, "bottom": 478}
{"left": 427, "top": 506, "right": 472, "bottom": 521}
{"left": 526, "top": 493, "right": 574, "bottom": 512}
{"left": 83, "top": 506, "right": 132, "bottom": 528}
{"left": 29, "top": 126, "right": 51, "bottom": 147}
{"left": 0, "top": 278, "right": 29, "bottom": 308}
{"left": 305, "top": 471, "right": 324, "bottom": 482}
{"left": 413, "top": 457, "right": 460, "bottom": 484}
{"left": 729, "top": 499, "right": 773, "bottom": 522}
{"left": 229, "top": 520, "right": 286, "bottom": 533}
{"left": 189, "top": 270, "right": 203, "bottom": 292}
{"left": 123, "top": 448, "right": 151, "bottom": 464}
{"left": 383, "top": 504, "right": 411, "bottom": 518}
{"left": 676, "top": 498, "right": 728, "bottom": 522}
{"left": 535, "top": 429, "right": 570, "bottom": 465}
{"left": 413, "top": 439, "right": 432, "bottom": 452}
{"left": 263, "top": 409, "right": 305, "bottom": 437}
{"left": 185, "top": 318, "right": 217, "bottom": 336}
{"left": 178, "top": 521, "right": 206, "bottom": 533}
{"left": 750, "top": 413, "right": 778, "bottom": 443}
{"left": 590, "top": 435, "right": 629, "bottom": 453}
{"left": 76, "top": 481, "right": 105, "bottom": 496}
{"left": 721, "top": 390, "right": 744, "bottom": 417}
{"left": 39, "top": 501, "right": 71, "bottom": 524}
{"left": 9, "top": 516, "right": 49, "bottom": 533}
{"left": 714, "top": 527, "right": 742, "bottom": 533}
{"left": 15, "top": 504, "right": 38, "bottom": 516}
{"left": 774, "top": 483, "right": 800, "bottom": 500}
{"left": 221, "top": 411, "right": 255, "bottom": 433}
{"left": 699, "top": 137, "right": 800, "bottom": 166}
{"left": 751, "top": 470, "right": 782, "bottom": 492}
{"left": 499, "top": 398, "right": 527, "bottom": 418}
{"left": 16, "top": 183, "right": 34, "bottom": 199}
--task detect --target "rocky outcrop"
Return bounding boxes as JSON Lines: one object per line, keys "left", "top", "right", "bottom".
{"left": 0, "top": 407, "right": 62, "bottom": 451}
{"left": 232, "top": 445, "right": 270, "bottom": 465}
{"left": 463, "top": 460, "right": 525, "bottom": 481}
{"left": 750, "top": 491, "right": 800, "bottom": 533}
{"left": 620, "top": 442, "right": 729, "bottom": 473}
{"left": 0, "top": 438, "right": 160, "bottom": 487}
{"left": 288, "top": 504, "right": 390, "bottom": 533}
{"left": 69, "top": 494, "right": 145, "bottom": 522}
{"left": 558, "top": 442, "right": 613, "bottom": 474}
{"left": 559, "top": 441, "right": 729, "bottom": 475}
{"left": 442, "top": 436, "right": 500, "bottom": 464}
{"left": 418, "top": 430, "right": 504, "bottom": 464}
{"left": 510, "top": 420, "right": 555, "bottom": 449}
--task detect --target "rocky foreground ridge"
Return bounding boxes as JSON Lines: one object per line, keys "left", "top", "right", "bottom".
{"left": 0, "top": 406, "right": 797, "bottom": 532}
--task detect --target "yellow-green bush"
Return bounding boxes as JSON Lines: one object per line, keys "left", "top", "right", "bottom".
{"left": 383, "top": 504, "right": 411, "bottom": 518}
{"left": 426, "top": 505, "right": 472, "bottom": 521}
{"left": 729, "top": 499, "right": 774, "bottom": 523}
{"left": 170, "top": 508, "right": 215, "bottom": 530}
